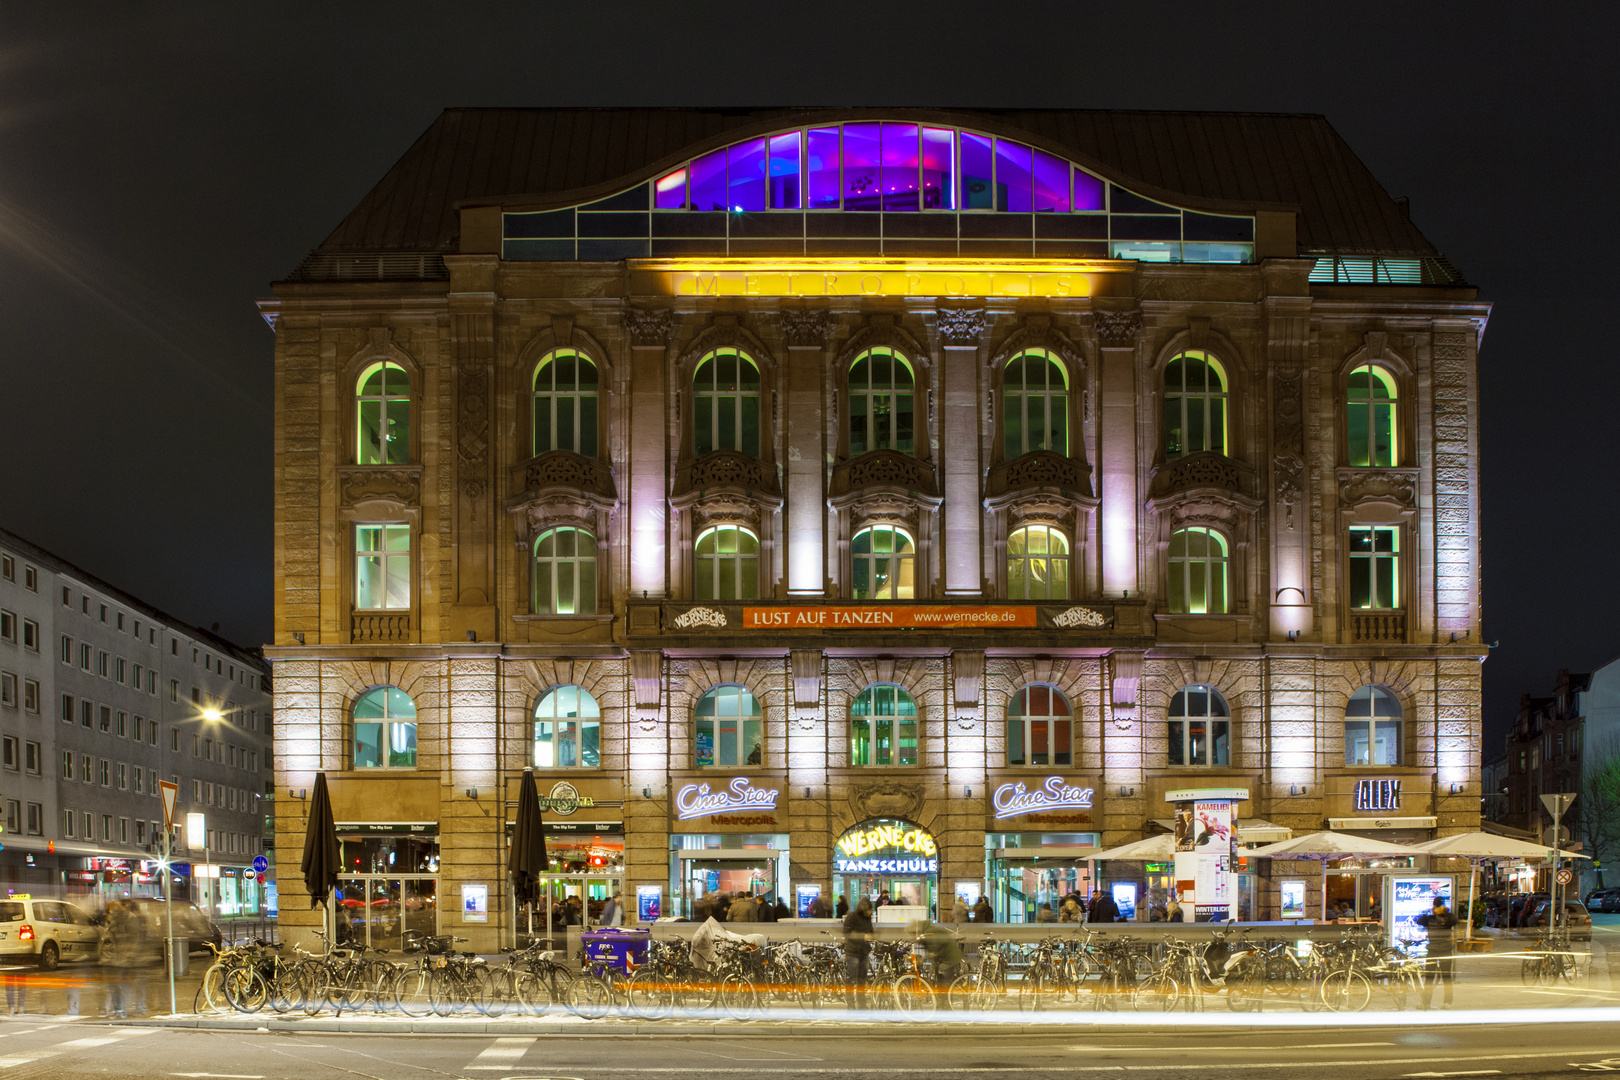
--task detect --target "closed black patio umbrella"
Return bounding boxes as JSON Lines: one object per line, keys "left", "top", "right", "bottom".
{"left": 300, "top": 773, "right": 341, "bottom": 932}
{"left": 511, "top": 767, "right": 548, "bottom": 944}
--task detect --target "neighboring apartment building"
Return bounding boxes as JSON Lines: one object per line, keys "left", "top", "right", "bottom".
{"left": 0, "top": 528, "right": 273, "bottom": 913}
{"left": 265, "top": 107, "right": 1489, "bottom": 948}
{"left": 1501, "top": 670, "right": 1588, "bottom": 839}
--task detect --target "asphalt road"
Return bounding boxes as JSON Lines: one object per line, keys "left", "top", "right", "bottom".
{"left": 0, "top": 1020, "right": 1617, "bottom": 1080}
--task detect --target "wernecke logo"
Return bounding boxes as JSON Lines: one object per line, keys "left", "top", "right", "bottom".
{"left": 991, "top": 776, "right": 1094, "bottom": 820}
{"left": 835, "top": 823, "right": 937, "bottom": 859}
{"left": 674, "top": 777, "right": 780, "bottom": 821}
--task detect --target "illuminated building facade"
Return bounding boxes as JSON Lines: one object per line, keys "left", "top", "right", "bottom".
{"left": 264, "top": 108, "right": 1488, "bottom": 943}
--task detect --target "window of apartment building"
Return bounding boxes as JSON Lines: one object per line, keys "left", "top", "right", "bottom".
{"left": 133, "top": 766, "right": 143, "bottom": 793}
{"left": 850, "top": 683, "right": 918, "bottom": 767}
{"left": 135, "top": 820, "right": 146, "bottom": 846}
{"left": 1168, "top": 684, "right": 1230, "bottom": 767}
{"left": 101, "top": 815, "right": 111, "bottom": 841}
{"left": 60, "top": 635, "right": 72, "bottom": 663}
{"left": 1002, "top": 348, "right": 1068, "bottom": 459}
{"left": 170, "top": 727, "right": 179, "bottom": 752}
{"left": 24, "top": 741, "right": 39, "bottom": 775}
{"left": 116, "top": 613, "right": 124, "bottom": 631}
{"left": 192, "top": 732, "right": 199, "bottom": 756}
{"left": 79, "top": 643, "right": 90, "bottom": 670}
{"left": 117, "top": 658, "right": 126, "bottom": 683}
{"left": 99, "top": 759, "right": 110, "bottom": 786}
{"left": 193, "top": 779, "right": 201, "bottom": 801}
{"left": 80, "top": 700, "right": 92, "bottom": 727}
{"left": 851, "top": 525, "right": 915, "bottom": 600}
{"left": 22, "top": 568, "right": 33, "bottom": 592}
{"left": 1348, "top": 525, "right": 1400, "bottom": 609}
{"left": 355, "top": 523, "right": 411, "bottom": 609}
{"left": 533, "top": 685, "right": 600, "bottom": 768}
{"left": 532, "top": 348, "right": 598, "bottom": 457}
{"left": 356, "top": 361, "right": 411, "bottom": 465}
{"left": 1168, "top": 526, "right": 1229, "bottom": 614}
{"left": 81, "top": 597, "right": 88, "bottom": 614}
{"left": 1346, "top": 364, "right": 1399, "bottom": 467}
{"left": 147, "top": 670, "right": 156, "bottom": 694}
{"left": 692, "top": 348, "right": 761, "bottom": 458}
{"left": 61, "top": 749, "right": 72, "bottom": 779}
{"left": 133, "top": 716, "right": 142, "bottom": 742}
{"left": 98, "top": 604, "right": 106, "bottom": 622}
{"left": 118, "top": 763, "right": 127, "bottom": 790}
{"left": 99, "top": 706, "right": 111, "bottom": 732}
{"left": 24, "top": 803, "right": 40, "bottom": 835}
{"left": 848, "top": 347, "right": 916, "bottom": 456}
{"left": 693, "top": 525, "right": 757, "bottom": 602}
{"left": 82, "top": 812, "right": 92, "bottom": 838}
{"left": 1345, "top": 685, "right": 1402, "bottom": 766}
{"left": 0, "top": 610, "right": 13, "bottom": 643}
{"left": 61, "top": 586, "right": 70, "bottom": 606}
{"left": 118, "top": 818, "right": 128, "bottom": 844}
{"left": 79, "top": 754, "right": 90, "bottom": 783}
{"left": 1, "top": 736, "right": 16, "bottom": 769}
{"left": 695, "top": 684, "right": 762, "bottom": 768}
{"left": 97, "top": 650, "right": 108, "bottom": 677}
{"left": 149, "top": 723, "right": 157, "bottom": 747}
{"left": 170, "top": 678, "right": 179, "bottom": 702}
{"left": 116, "top": 712, "right": 127, "bottom": 738}
{"left": 0, "top": 672, "right": 15, "bottom": 708}
{"left": 0, "top": 556, "right": 10, "bottom": 581}
{"left": 205, "top": 738, "right": 213, "bottom": 762}
{"left": 21, "top": 620, "right": 36, "bottom": 651}
{"left": 1163, "top": 350, "right": 1229, "bottom": 458}
{"left": 1007, "top": 524, "right": 1069, "bottom": 601}
{"left": 1007, "top": 683, "right": 1073, "bottom": 766}
{"left": 22, "top": 679, "right": 37, "bottom": 714}
{"left": 353, "top": 686, "right": 417, "bottom": 769}
{"left": 63, "top": 809, "right": 75, "bottom": 837}
{"left": 60, "top": 694, "right": 74, "bottom": 723}
{"left": 4, "top": 800, "right": 17, "bottom": 833}
{"left": 531, "top": 527, "right": 594, "bottom": 614}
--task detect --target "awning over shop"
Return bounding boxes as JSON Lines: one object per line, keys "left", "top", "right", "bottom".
{"left": 1327, "top": 817, "right": 1436, "bottom": 831}
{"left": 1150, "top": 818, "right": 1292, "bottom": 844}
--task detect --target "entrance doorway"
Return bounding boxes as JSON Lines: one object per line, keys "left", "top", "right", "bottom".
{"left": 679, "top": 853, "right": 779, "bottom": 918}
{"left": 334, "top": 875, "right": 439, "bottom": 950}
{"left": 831, "top": 818, "right": 941, "bottom": 918}
{"left": 522, "top": 872, "right": 625, "bottom": 945}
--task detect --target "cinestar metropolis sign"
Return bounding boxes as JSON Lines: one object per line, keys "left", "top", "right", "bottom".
{"left": 673, "top": 777, "right": 781, "bottom": 821}
{"left": 991, "top": 776, "right": 1095, "bottom": 820}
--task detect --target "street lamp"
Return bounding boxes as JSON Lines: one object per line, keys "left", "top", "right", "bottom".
{"left": 186, "top": 811, "right": 210, "bottom": 918}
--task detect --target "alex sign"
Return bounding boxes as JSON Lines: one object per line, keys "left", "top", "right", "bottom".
{"left": 991, "top": 776, "right": 1095, "bottom": 820}
{"left": 639, "top": 262, "right": 1098, "bottom": 300}
{"left": 744, "top": 605, "right": 1036, "bottom": 630}
{"left": 674, "top": 777, "right": 781, "bottom": 821}
{"left": 1354, "top": 779, "right": 1401, "bottom": 812}
{"left": 834, "top": 821, "right": 938, "bottom": 875}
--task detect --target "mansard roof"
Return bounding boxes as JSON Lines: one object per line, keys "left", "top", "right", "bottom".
{"left": 297, "top": 106, "right": 1443, "bottom": 267}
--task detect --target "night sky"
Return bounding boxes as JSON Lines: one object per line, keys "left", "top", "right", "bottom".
{"left": 1, "top": 5, "right": 1613, "bottom": 749}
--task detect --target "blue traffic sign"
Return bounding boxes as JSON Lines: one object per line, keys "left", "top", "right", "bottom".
{"left": 252, "top": 855, "right": 269, "bottom": 873}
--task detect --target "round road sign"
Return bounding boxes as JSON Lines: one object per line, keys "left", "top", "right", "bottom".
{"left": 252, "top": 854, "right": 268, "bottom": 873}
{"left": 1555, "top": 868, "right": 1574, "bottom": 885}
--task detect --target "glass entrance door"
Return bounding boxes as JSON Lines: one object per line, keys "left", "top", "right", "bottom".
{"left": 524, "top": 872, "right": 625, "bottom": 945}
{"left": 833, "top": 872, "right": 938, "bottom": 916}
{"left": 335, "top": 874, "right": 439, "bottom": 948}
{"left": 681, "top": 858, "right": 777, "bottom": 918}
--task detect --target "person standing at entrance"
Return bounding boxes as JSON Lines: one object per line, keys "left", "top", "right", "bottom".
{"left": 835, "top": 895, "right": 849, "bottom": 918}
{"left": 842, "top": 897, "right": 873, "bottom": 1008}
{"left": 1088, "top": 888, "right": 1120, "bottom": 924}
{"left": 1416, "top": 898, "right": 1458, "bottom": 1009}
{"left": 727, "top": 892, "right": 758, "bottom": 922}
{"left": 971, "top": 896, "right": 992, "bottom": 923}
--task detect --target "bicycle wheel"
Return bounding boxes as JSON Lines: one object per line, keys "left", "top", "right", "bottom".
{"left": 945, "top": 971, "right": 982, "bottom": 1012}
{"left": 1320, "top": 969, "right": 1372, "bottom": 1013}
{"left": 464, "top": 966, "right": 498, "bottom": 1016}
{"left": 393, "top": 965, "right": 436, "bottom": 1017}
{"left": 1132, "top": 972, "right": 1180, "bottom": 1012}
{"left": 717, "top": 973, "right": 757, "bottom": 1020}
{"left": 1520, "top": 955, "right": 1544, "bottom": 988}
{"left": 1018, "top": 967, "right": 1050, "bottom": 1013}
{"left": 301, "top": 964, "right": 331, "bottom": 1016}
{"left": 196, "top": 963, "right": 228, "bottom": 1014}
{"left": 224, "top": 966, "right": 269, "bottom": 1013}
{"left": 567, "top": 974, "right": 616, "bottom": 1018}
{"left": 892, "top": 972, "right": 937, "bottom": 1018}
{"left": 625, "top": 968, "right": 669, "bottom": 1021}
{"left": 1225, "top": 966, "right": 1264, "bottom": 1013}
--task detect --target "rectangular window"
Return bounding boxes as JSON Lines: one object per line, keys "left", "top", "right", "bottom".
{"left": 0, "top": 672, "right": 14, "bottom": 708}
{"left": 119, "top": 817, "right": 128, "bottom": 844}
{"left": 80, "top": 700, "right": 92, "bottom": 727}
{"left": 97, "top": 650, "right": 108, "bottom": 677}
{"left": 21, "top": 567, "right": 33, "bottom": 592}
{"left": 1348, "top": 525, "right": 1400, "bottom": 609}
{"left": 171, "top": 727, "right": 179, "bottom": 752}
{"left": 0, "top": 555, "right": 10, "bottom": 580}
{"left": 205, "top": 739, "right": 214, "bottom": 762}
{"left": 60, "top": 635, "right": 72, "bottom": 663}
{"left": 102, "top": 814, "right": 111, "bottom": 841}
{"left": 23, "top": 679, "right": 37, "bottom": 713}
{"left": 133, "top": 663, "right": 142, "bottom": 689}
{"left": 25, "top": 803, "right": 40, "bottom": 836}
{"left": 4, "top": 800, "right": 16, "bottom": 833}
{"left": 135, "top": 820, "right": 146, "bottom": 846}
{"left": 100, "top": 759, "right": 110, "bottom": 786}
{"left": 118, "top": 762, "right": 127, "bottom": 790}
{"left": 61, "top": 586, "right": 70, "bottom": 606}
{"left": 192, "top": 732, "right": 200, "bottom": 757}
{"left": 64, "top": 809, "right": 75, "bottom": 838}
{"left": 80, "top": 754, "right": 91, "bottom": 782}
{"left": 24, "top": 742, "right": 39, "bottom": 774}
{"left": 170, "top": 679, "right": 179, "bottom": 702}
{"left": 83, "top": 812, "right": 92, "bottom": 838}
{"left": 21, "top": 620, "right": 36, "bottom": 651}
{"left": 147, "top": 670, "right": 156, "bottom": 694}
{"left": 134, "top": 767, "right": 143, "bottom": 793}
{"left": 355, "top": 523, "right": 412, "bottom": 610}
{"left": 0, "top": 610, "right": 13, "bottom": 642}
{"left": 117, "top": 712, "right": 127, "bottom": 738}
{"left": 61, "top": 750, "right": 72, "bottom": 779}
{"left": 193, "top": 779, "right": 201, "bottom": 801}
{"left": 116, "top": 613, "right": 124, "bottom": 631}
{"left": 117, "top": 658, "right": 126, "bottom": 683}
{"left": 2, "top": 737, "right": 16, "bottom": 769}
{"left": 61, "top": 693, "right": 73, "bottom": 722}
{"left": 133, "top": 716, "right": 143, "bottom": 741}
{"left": 99, "top": 705, "right": 111, "bottom": 732}
{"left": 80, "top": 643, "right": 91, "bottom": 670}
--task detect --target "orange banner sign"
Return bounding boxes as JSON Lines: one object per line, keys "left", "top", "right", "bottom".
{"left": 742, "top": 606, "right": 1037, "bottom": 630}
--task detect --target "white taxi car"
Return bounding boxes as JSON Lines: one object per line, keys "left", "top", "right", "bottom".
{"left": 0, "top": 895, "right": 102, "bottom": 969}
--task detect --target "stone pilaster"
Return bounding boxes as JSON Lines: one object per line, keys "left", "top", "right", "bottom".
{"left": 1095, "top": 309, "right": 1141, "bottom": 597}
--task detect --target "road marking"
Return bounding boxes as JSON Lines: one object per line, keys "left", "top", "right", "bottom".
{"left": 169, "top": 1074, "right": 265, "bottom": 1079}
{"left": 60, "top": 1036, "right": 125, "bottom": 1047}
{"left": 1077, "top": 1042, "right": 1395, "bottom": 1052}
{"left": 1402, "top": 1072, "right": 1502, "bottom": 1078}
{"left": 0, "top": 1051, "right": 60, "bottom": 1068}
{"left": 465, "top": 1038, "right": 537, "bottom": 1070}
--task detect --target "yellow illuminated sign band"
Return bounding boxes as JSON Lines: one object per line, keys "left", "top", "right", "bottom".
{"left": 835, "top": 822, "right": 938, "bottom": 860}
{"left": 631, "top": 259, "right": 1117, "bottom": 299}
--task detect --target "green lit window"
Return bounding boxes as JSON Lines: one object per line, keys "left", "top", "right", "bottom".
{"left": 533, "top": 349, "right": 599, "bottom": 458}
{"left": 353, "top": 687, "right": 417, "bottom": 769}
{"left": 851, "top": 526, "right": 915, "bottom": 600}
{"left": 693, "top": 348, "right": 761, "bottom": 457}
{"left": 1007, "top": 525, "right": 1069, "bottom": 600}
{"left": 1162, "top": 351, "right": 1227, "bottom": 457}
{"left": 534, "top": 685, "right": 600, "bottom": 768}
{"left": 848, "top": 347, "right": 915, "bottom": 456}
{"left": 850, "top": 684, "right": 918, "bottom": 767}
{"left": 1345, "top": 685, "right": 1401, "bottom": 767}
{"left": 695, "top": 685, "right": 761, "bottom": 768}
{"left": 1002, "top": 348, "right": 1068, "bottom": 458}
{"left": 1348, "top": 526, "right": 1399, "bottom": 609}
{"left": 1167, "top": 527, "right": 1227, "bottom": 614}
{"left": 1007, "top": 684, "right": 1072, "bottom": 766}
{"left": 1346, "top": 364, "right": 1398, "bottom": 467}
{"left": 355, "top": 525, "right": 410, "bottom": 610}
{"left": 1168, "top": 684, "right": 1229, "bottom": 767}
{"left": 532, "top": 527, "right": 597, "bottom": 615}
{"left": 694, "top": 525, "right": 759, "bottom": 601}
{"left": 356, "top": 362, "right": 410, "bottom": 465}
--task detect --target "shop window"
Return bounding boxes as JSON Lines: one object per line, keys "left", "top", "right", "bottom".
{"left": 1348, "top": 525, "right": 1400, "bottom": 609}
{"left": 1162, "top": 351, "right": 1228, "bottom": 458}
{"left": 692, "top": 348, "right": 761, "bottom": 458}
{"left": 353, "top": 686, "right": 417, "bottom": 769}
{"left": 1346, "top": 364, "right": 1398, "bottom": 467}
{"left": 851, "top": 525, "right": 915, "bottom": 600}
{"left": 1007, "top": 684, "right": 1072, "bottom": 766}
{"left": 1002, "top": 348, "right": 1068, "bottom": 458}
{"left": 355, "top": 524, "right": 410, "bottom": 610}
{"left": 533, "top": 685, "right": 600, "bottom": 768}
{"left": 1168, "top": 684, "right": 1229, "bottom": 767}
{"left": 848, "top": 347, "right": 916, "bottom": 456}
{"left": 355, "top": 361, "right": 410, "bottom": 465}
{"left": 1345, "top": 685, "right": 1402, "bottom": 766}
{"left": 851, "top": 683, "right": 918, "bottom": 766}
{"left": 1168, "top": 527, "right": 1228, "bottom": 614}
{"left": 532, "top": 348, "right": 599, "bottom": 457}
{"left": 694, "top": 685, "right": 761, "bottom": 768}
{"left": 532, "top": 527, "right": 597, "bottom": 614}
{"left": 694, "top": 525, "right": 760, "bottom": 601}
{"left": 1007, "top": 525, "right": 1069, "bottom": 601}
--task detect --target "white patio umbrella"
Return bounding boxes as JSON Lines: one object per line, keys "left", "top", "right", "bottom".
{"left": 1412, "top": 832, "right": 1590, "bottom": 943}
{"left": 1245, "top": 830, "right": 1420, "bottom": 920}
{"left": 1086, "top": 834, "right": 1178, "bottom": 862}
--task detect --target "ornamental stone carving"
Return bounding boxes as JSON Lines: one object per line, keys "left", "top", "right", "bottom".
{"left": 689, "top": 491, "right": 764, "bottom": 531}
{"left": 623, "top": 308, "right": 673, "bottom": 346}
{"left": 850, "top": 781, "right": 927, "bottom": 822}
{"left": 830, "top": 449, "right": 939, "bottom": 499}
{"left": 1272, "top": 361, "right": 1306, "bottom": 530}
{"left": 514, "top": 450, "right": 617, "bottom": 501}
{"left": 677, "top": 450, "right": 779, "bottom": 495}
{"left": 778, "top": 309, "right": 831, "bottom": 347}
{"left": 986, "top": 450, "right": 1092, "bottom": 499}
{"left": 1148, "top": 451, "right": 1254, "bottom": 501}
{"left": 1093, "top": 309, "right": 1143, "bottom": 348}
{"left": 1337, "top": 468, "right": 1419, "bottom": 510}
{"left": 935, "top": 307, "right": 986, "bottom": 346}
{"left": 337, "top": 465, "right": 423, "bottom": 507}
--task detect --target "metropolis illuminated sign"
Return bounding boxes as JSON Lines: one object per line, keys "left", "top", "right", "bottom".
{"left": 991, "top": 776, "right": 1095, "bottom": 820}
{"left": 673, "top": 777, "right": 781, "bottom": 821}
{"left": 631, "top": 259, "right": 1102, "bottom": 300}
{"left": 833, "top": 820, "right": 938, "bottom": 875}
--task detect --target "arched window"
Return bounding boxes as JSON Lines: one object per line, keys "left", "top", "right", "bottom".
{"left": 533, "top": 527, "right": 596, "bottom": 615}
{"left": 693, "top": 348, "right": 761, "bottom": 457}
{"left": 850, "top": 684, "right": 918, "bottom": 766}
{"left": 533, "top": 349, "right": 598, "bottom": 457}
{"left": 1007, "top": 684, "right": 1072, "bottom": 766}
{"left": 1346, "top": 364, "right": 1398, "bottom": 467}
{"left": 1007, "top": 525, "right": 1069, "bottom": 601}
{"left": 694, "top": 685, "right": 761, "bottom": 768}
{"left": 848, "top": 347, "right": 915, "bottom": 456}
{"left": 1168, "top": 527, "right": 1228, "bottom": 614}
{"left": 694, "top": 525, "right": 759, "bottom": 601}
{"left": 356, "top": 362, "right": 410, "bottom": 465}
{"left": 534, "top": 685, "right": 600, "bottom": 768}
{"left": 353, "top": 687, "right": 417, "bottom": 769}
{"left": 1345, "top": 685, "right": 1401, "bottom": 766}
{"left": 1168, "top": 684, "right": 1229, "bottom": 767}
{"left": 1003, "top": 349, "right": 1068, "bottom": 458}
{"left": 851, "top": 526, "right": 915, "bottom": 600}
{"left": 1162, "top": 351, "right": 1227, "bottom": 458}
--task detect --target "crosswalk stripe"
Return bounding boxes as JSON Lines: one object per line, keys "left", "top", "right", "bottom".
{"left": 467, "top": 1037, "right": 536, "bottom": 1069}
{"left": 0, "top": 1051, "right": 60, "bottom": 1068}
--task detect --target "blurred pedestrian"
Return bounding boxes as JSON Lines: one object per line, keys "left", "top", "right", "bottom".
{"left": 835, "top": 896, "right": 849, "bottom": 919}
{"left": 1416, "top": 898, "right": 1458, "bottom": 1009}
{"left": 952, "top": 895, "right": 970, "bottom": 924}
{"left": 4, "top": 969, "right": 25, "bottom": 1015}
{"left": 971, "top": 896, "right": 992, "bottom": 923}
{"left": 842, "top": 898, "right": 873, "bottom": 1007}
{"left": 773, "top": 897, "right": 790, "bottom": 921}
{"left": 727, "top": 893, "right": 758, "bottom": 922}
